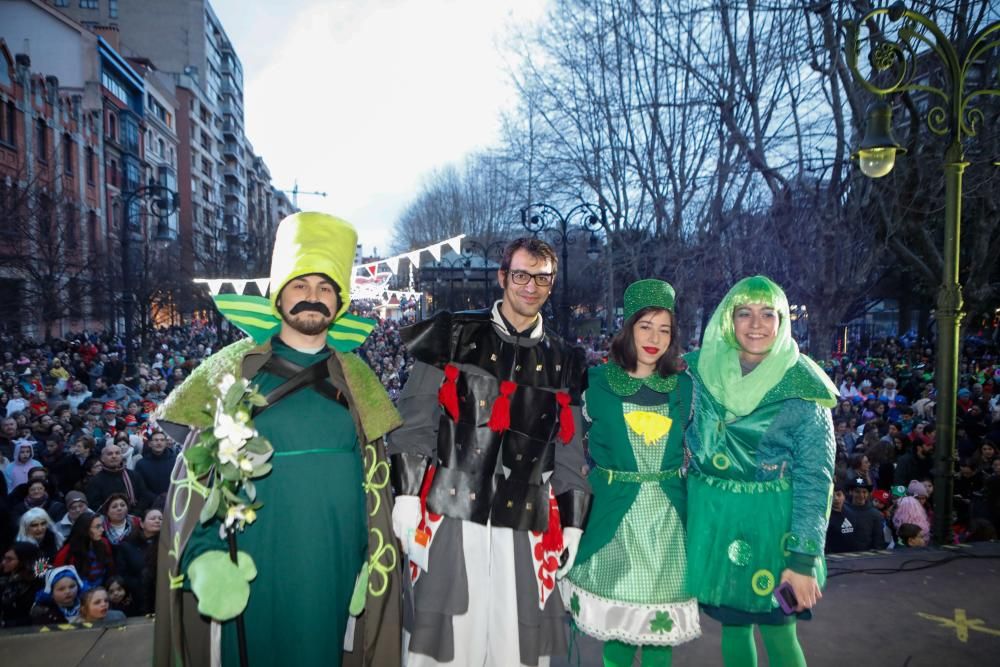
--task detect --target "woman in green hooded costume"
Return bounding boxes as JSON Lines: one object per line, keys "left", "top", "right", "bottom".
{"left": 685, "top": 276, "right": 837, "bottom": 667}
{"left": 560, "top": 280, "right": 701, "bottom": 667}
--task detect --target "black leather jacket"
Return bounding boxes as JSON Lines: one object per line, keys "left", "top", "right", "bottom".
{"left": 390, "top": 309, "right": 591, "bottom": 531}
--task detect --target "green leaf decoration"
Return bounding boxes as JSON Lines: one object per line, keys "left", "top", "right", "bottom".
{"left": 247, "top": 393, "right": 268, "bottom": 407}
{"left": 245, "top": 436, "right": 271, "bottom": 455}
{"left": 570, "top": 593, "right": 580, "bottom": 616}
{"left": 199, "top": 487, "right": 221, "bottom": 524}
{"left": 244, "top": 480, "right": 256, "bottom": 503}
{"left": 184, "top": 447, "right": 214, "bottom": 477}
{"left": 187, "top": 550, "right": 257, "bottom": 621}
{"left": 349, "top": 564, "right": 369, "bottom": 616}
{"left": 220, "top": 462, "right": 241, "bottom": 482}
{"left": 650, "top": 611, "right": 673, "bottom": 634}
{"left": 252, "top": 462, "right": 272, "bottom": 478}
{"left": 223, "top": 381, "right": 246, "bottom": 412}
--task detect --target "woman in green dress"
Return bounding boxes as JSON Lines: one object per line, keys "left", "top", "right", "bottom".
{"left": 685, "top": 276, "right": 838, "bottom": 667}
{"left": 559, "top": 279, "right": 700, "bottom": 667}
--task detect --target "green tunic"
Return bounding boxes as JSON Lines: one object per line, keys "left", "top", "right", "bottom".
{"left": 562, "top": 364, "right": 700, "bottom": 646}
{"left": 181, "top": 341, "right": 367, "bottom": 666}
{"left": 685, "top": 351, "right": 835, "bottom": 624}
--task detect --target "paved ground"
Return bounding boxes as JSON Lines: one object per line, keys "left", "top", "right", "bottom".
{"left": 3, "top": 543, "right": 998, "bottom": 666}
{"left": 553, "top": 542, "right": 1000, "bottom": 666}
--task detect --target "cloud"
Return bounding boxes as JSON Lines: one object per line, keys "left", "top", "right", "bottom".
{"left": 213, "top": 0, "right": 546, "bottom": 253}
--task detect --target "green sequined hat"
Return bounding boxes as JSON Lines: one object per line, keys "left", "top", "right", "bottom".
{"left": 623, "top": 279, "right": 675, "bottom": 320}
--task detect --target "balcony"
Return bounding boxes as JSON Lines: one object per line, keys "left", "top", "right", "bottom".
{"left": 222, "top": 164, "right": 241, "bottom": 179}
{"left": 223, "top": 142, "right": 241, "bottom": 159}
{"left": 225, "top": 200, "right": 246, "bottom": 217}
{"left": 222, "top": 119, "right": 241, "bottom": 139}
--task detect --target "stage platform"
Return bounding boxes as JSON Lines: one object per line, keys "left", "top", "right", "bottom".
{"left": 2, "top": 542, "right": 998, "bottom": 665}
{"left": 554, "top": 541, "right": 1000, "bottom": 666}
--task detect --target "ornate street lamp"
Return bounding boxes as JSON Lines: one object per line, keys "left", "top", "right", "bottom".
{"left": 520, "top": 202, "right": 606, "bottom": 338}
{"left": 462, "top": 239, "right": 506, "bottom": 308}
{"left": 119, "top": 180, "right": 179, "bottom": 377}
{"left": 847, "top": 1, "right": 1000, "bottom": 544}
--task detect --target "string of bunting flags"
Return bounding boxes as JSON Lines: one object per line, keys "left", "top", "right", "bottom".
{"left": 193, "top": 234, "right": 466, "bottom": 302}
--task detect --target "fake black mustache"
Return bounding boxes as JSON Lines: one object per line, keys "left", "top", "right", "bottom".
{"left": 289, "top": 301, "right": 332, "bottom": 317}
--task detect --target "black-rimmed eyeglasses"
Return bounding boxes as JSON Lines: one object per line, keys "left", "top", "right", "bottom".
{"left": 505, "top": 269, "right": 555, "bottom": 287}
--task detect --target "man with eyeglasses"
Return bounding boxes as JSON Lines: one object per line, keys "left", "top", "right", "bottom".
{"left": 390, "top": 238, "right": 591, "bottom": 666}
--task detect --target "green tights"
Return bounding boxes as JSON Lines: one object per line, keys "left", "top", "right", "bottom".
{"left": 720, "top": 623, "right": 806, "bottom": 667}
{"left": 602, "top": 639, "right": 672, "bottom": 667}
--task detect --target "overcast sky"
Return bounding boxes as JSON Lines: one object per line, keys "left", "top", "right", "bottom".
{"left": 210, "top": 0, "right": 544, "bottom": 257}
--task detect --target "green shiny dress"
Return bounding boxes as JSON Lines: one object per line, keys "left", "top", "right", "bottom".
{"left": 685, "top": 351, "right": 835, "bottom": 625}
{"left": 562, "top": 364, "right": 701, "bottom": 646}
{"left": 181, "top": 341, "right": 367, "bottom": 666}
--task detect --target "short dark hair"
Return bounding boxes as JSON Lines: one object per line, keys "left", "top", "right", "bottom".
{"left": 609, "top": 307, "right": 683, "bottom": 377}
{"left": 897, "top": 523, "right": 921, "bottom": 541}
{"left": 500, "top": 238, "right": 558, "bottom": 276}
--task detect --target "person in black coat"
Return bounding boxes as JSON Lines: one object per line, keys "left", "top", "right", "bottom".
{"left": 133, "top": 432, "right": 176, "bottom": 497}
{"left": 114, "top": 506, "right": 162, "bottom": 614}
{"left": 1, "top": 542, "right": 42, "bottom": 627}
{"left": 84, "top": 443, "right": 153, "bottom": 513}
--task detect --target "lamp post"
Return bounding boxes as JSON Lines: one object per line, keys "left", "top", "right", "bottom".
{"left": 846, "top": 1, "right": 1000, "bottom": 544}
{"left": 119, "top": 180, "right": 179, "bottom": 378}
{"left": 520, "top": 202, "right": 605, "bottom": 338}
{"left": 462, "top": 239, "right": 506, "bottom": 308}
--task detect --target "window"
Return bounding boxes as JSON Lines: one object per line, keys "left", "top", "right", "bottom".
{"left": 36, "top": 119, "right": 48, "bottom": 162}
{"left": 0, "top": 100, "right": 15, "bottom": 146}
{"left": 54, "top": 0, "right": 68, "bottom": 6}
{"left": 65, "top": 203, "right": 78, "bottom": 249}
{"left": 107, "top": 111, "right": 116, "bottom": 141}
{"left": 108, "top": 158, "right": 118, "bottom": 187}
{"left": 85, "top": 146, "right": 95, "bottom": 183}
{"left": 108, "top": 0, "right": 118, "bottom": 19}
{"left": 62, "top": 133, "right": 73, "bottom": 175}
{"left": 88, "top": 210, "right": 99, "bottom": 250}
{"left": 67, "top": 279, "right": 83, "bottom": 319}
{"left": 79, "top": 0, "right": 98, "bottom": 9}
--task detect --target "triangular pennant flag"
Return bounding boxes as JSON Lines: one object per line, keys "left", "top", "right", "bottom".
{"left": 205, "top": 280, "right": 224, "bottom": 295}
{"left": 428, "top": 243, "right": 442, "bottom": 262}
{"left": 254, "top": 278, "right": 270, "bottom": 296}
{"left": 231, "top": 280, "right": 248, "bottom": 295}
{"left": 406, "top": 251, "right": 422, "bottom": 267}
{"left": 446, "top": 235, "right": 465, "bottom": 254}
{"left": 367, "top": 264, "right": 377, "bottom": 276}
{"left": 384, "top": 256, "right": 400, "bottom": 276}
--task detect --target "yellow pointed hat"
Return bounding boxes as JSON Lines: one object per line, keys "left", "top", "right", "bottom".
{"left": 268, "top": 212, "right": 357, "bottom": 320}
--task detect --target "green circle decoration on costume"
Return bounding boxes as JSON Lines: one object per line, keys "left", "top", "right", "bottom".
{"left": 727, "top": 539, "right": 752, "bottom": 566}
{"left": 712, "top": 453, "right": 731, "bottom": 470}
{"left": 780, "top": 532, "right": 795, "bottom": 557}
{"left": 751, "top": 569, "right": 775, "bottom": 596}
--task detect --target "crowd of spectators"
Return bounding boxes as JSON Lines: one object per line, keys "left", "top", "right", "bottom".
{"left": 2, "top": 311, "right": 998, "bottom": 630}
{"left": 821, "top": 336, "right": 1000, "bottom": 553}
{"left": 0, "top": 323, "right": 236, "bottom": 628}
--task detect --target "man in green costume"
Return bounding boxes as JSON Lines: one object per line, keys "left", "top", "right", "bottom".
{"left": 153, "top": 212, "right": 404, "bottom": 667}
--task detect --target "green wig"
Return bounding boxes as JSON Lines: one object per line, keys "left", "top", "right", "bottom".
{"left": 695, "top": 275, "right": 836, "bottom": 417}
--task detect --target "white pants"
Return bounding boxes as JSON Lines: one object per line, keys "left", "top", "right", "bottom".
{"left": 406, "top": 521, "right": 551, "bottom": 667}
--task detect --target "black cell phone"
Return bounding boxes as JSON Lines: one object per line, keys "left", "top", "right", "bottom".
{"left": 775, "top": 582, "right": 798, "bottom": 615}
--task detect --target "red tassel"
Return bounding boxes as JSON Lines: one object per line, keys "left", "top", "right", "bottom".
{"left": 540, "top": 493, "right": 564, "bottom": 553}
{"left": 556, "top": 391, "right": 575, "bottom": 444}
{"left": 488, "top": 380, "right": 517, "bottom": 433}
{"left": 438, "top": 364, "right": 460, "bottom": 421}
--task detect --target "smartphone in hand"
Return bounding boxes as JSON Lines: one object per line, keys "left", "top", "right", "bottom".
{"left": 775, "top": 581, "right": 798, "bottom": 615}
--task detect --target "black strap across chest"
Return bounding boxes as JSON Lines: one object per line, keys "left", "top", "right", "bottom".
{"left": 251, "top": 354, "right": 348, "bottom": 418}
